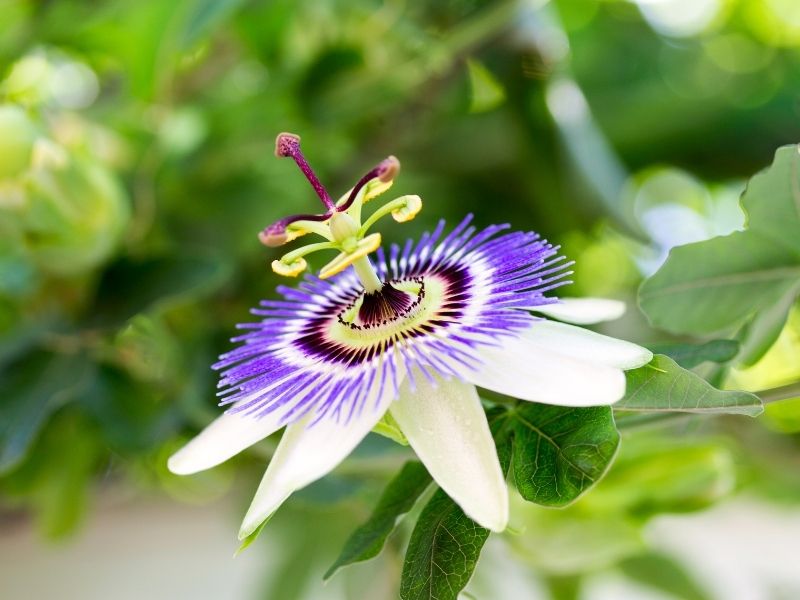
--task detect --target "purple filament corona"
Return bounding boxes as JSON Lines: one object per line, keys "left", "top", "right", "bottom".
{"left": 216, "top": 214, "right": 573, "bottom": 427}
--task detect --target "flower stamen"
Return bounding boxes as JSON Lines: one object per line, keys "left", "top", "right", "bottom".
{"left": 337, "top": 155, "right": 400, "bottom": 213}
{"left": 261, "top": 133, "right": 423, "bottom": 291}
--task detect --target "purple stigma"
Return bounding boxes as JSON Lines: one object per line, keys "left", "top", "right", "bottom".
{"left": 337, "top": 155, "right": 400, "bottom": 213}
{"left": 275, "top": 132, "right": 335, "bottom": 211}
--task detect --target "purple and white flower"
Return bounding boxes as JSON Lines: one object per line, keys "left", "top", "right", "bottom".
{"left": 168, "top": 134, "right": 652, "bottom": 538}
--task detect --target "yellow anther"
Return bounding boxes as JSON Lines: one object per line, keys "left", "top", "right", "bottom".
{"left": 392, "top": 195, "right": 422, "bottom": 223}
{"left": 363, "top": 178, "right": 393, "bottom": 203}
{"left": 271, "top": 257, "right": 307, "bottom": 277}
{"left": 319, "top": 233, "right": 381, "bottom": 279}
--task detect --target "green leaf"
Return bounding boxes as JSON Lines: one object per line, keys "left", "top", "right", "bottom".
{"left": 639, "top": 231, "right": 800, "bottom": 334}
{"left": 1, "top": 412, "right": 101, "bottom": 538}
{"left": 620, "top": 552, "right": 712, "bottom": 600}
{"left": 466, "top": 58, "right": 506, "bottom": 113}
{"left": 0, "top": 351, "right": 93, "bottom": 474}
{"left": 543, "top": 576, "right": 583, "bottom": 600}
{"left": 615, "top": 355, "right": 763, "bottom": 416}
{"left": 79, "top": 366, "right": 172, "bottom": 454}
{"left": 396, "top": 409, "right": 517, "bottom": 600}
{"left": 325, "top": 461, "right": 432, "bottom": 579}
{"left": 400, "top": 489, "right": 490, "bottom": 600}
{"left": 743, "top": 144, "right": 800, "bottom": 254}
{"left": 736, "top": 285, "right": 797, "bottom": 366}
{"left": 646, "top": 339, "right": 739, "bottom": 369}
{"left": 639, "top": 145, "right": 800, "bottom": 356}
{"left": 496, "top": 404, "right": 620, "bottom": 507}
{"left": 584, "top": 436, "right": 736, "bottom": 516}
{"left": 181, "top": 0, "right": 247, "bottom": 48}
{"left": 90, "top": 254, "right": 230, "bottom": 327}
{"left": 509, "top": 506, "right": 643, "bottom": 575}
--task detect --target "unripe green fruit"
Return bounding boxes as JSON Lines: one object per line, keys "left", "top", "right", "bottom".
{"left": 0, "top": 105, "right": 37, "bottom": 179}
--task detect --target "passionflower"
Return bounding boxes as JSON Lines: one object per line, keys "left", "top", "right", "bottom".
{"left": 168, "top": 133, "right": 652, "bottom": 538}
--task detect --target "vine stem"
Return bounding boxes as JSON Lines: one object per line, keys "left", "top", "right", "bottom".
{"left": 759, "top": 381, "right": 800, "bottom": 405}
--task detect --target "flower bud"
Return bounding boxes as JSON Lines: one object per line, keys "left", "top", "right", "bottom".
{"left": 22, "top": 157, "right": 130, "bottom": 276}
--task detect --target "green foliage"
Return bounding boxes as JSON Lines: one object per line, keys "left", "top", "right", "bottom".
{"left": 615, "top": 355, "right": 763, "bottom": 416}
{"left": 586, "top": 436, "right": 736, "bottom": 516}
{"left": 1, "top": 412, "right": 101, "bottom": 537}
{"left": 510, "top": 506, "right": 643, "bottom": 575}
{"left": 236, "top": 520, "right": 267, "bottom": 556}
{"left": 0, "top": 105, "right": 36, "bottom": 178}
{"left": 493, "top": 404, "right": 620, "bottom": 507}
{"left": 646, "top": 339, "right": 739, "bottom": 369}
{"left": 90, "top": 255, "right": 231, "bottom": 327}
{"left": 619, "top": 552, "right": 712, "bottom": 600}
{"left": 326, "top": 461, "right": 431, "bottom": 579}
{"left": 466, "top": 59, "right": 506, "bottom": 114}
{"left": 640, "top": 145, "right": 800, "bottom": 364}
{"left": 400, "top": 489, "right": 491, "bottom": 600}
{"left": 0, "top": 351, "right": 93, "bottom": 474}
{"left": 371, "top": 411, "right": 409, "bottom": 446}
{"left": 1, "top": 0, "right": 799, "bottom": 596}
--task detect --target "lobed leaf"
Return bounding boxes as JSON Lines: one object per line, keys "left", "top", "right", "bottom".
{"left": 639, "top": 231, "right": 800, "bottom": 336}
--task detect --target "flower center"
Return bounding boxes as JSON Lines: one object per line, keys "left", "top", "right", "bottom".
{"left": 327, "top": 275, "right": 447, "bottom": 348}
{"left": 342, "top": 279, "right": 425, "bottom": 329}
{"left": 290, "top": 262, "right": 473, "bottom": 370}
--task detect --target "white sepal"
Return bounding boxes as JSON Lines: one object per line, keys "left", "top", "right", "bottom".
{"left": 465, "top": 335, "right": 627, "bottom": 407}
{"left": 168, "top": 408, "right": 286, "bottom": 475}
{"left": 533, "top": 298, "right": 626, "bottom": 324}
{"left": 238, "top": 379, "right": 397, "bottom": 539}
{"left": 389, "top": 374, "right": 508, "bottom": 532}
{"left": 523, "top": 320, "right": 653, "bottom": 370}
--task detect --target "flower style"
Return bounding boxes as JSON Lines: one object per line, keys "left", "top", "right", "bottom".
{"left": 168, "top": 133, "right": 653, "bottom": 538}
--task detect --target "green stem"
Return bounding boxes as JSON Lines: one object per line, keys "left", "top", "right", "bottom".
{"left": 352, "top": 255, "right": 383, "bottom": 292}
{"left": 759, "top": 381, "right": 800, "bottom": 404}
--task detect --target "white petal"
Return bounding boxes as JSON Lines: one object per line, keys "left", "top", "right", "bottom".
{"left": 238, "top": 380, "right": 397, "bottom": 539}
{"left": 523, "top": 320, "right": 653, "bottom": 370}
{"left": 533, "top": 298, "right": 626, "bottom": 324}
{"left": 389, "top": 374, "right": 508, "bottom": 532}
{"left": 465, "top": 335, "right": 626, "bottom": 407}
{"left": 168, "top": 409, "right": 285, "bottom": 476}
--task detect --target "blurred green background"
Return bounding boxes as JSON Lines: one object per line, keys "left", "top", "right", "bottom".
{"left": 2, "top": 0, "right": 800, "bottom": 598}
